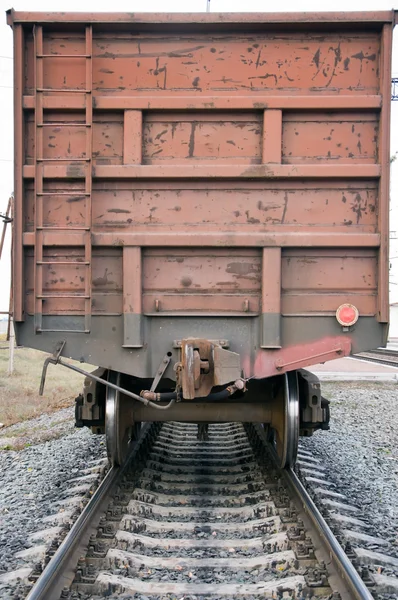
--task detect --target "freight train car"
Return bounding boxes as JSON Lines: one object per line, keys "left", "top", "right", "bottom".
{"left": 7, "top": 9, "right": 396, "bottom": 467}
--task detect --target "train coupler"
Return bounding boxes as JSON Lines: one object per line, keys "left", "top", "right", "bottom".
{"left": 174, "top": 338, "right": 241, "bottom": 399}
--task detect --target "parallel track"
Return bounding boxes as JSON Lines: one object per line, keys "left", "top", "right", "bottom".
{"left": 26, "top": 422, "right": 374, "bottom": 600}
{"left": 353, "top": 348, "right": 398, "bottom": 368}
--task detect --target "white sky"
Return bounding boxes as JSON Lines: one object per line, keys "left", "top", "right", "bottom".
{"left": 0, "top": 0, "right": 397, "bottom": 313}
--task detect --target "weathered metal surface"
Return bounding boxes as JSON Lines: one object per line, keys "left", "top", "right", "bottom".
{"left": 15, "top": 314, "right": 388, "bottom": 379}
{"left": 8, "top": 10, "right": 395, "bottom": 378}
{"left": 177, "top": 338, "right": 241, "bottom": 399}
{"left": 6, "top": 10, "right": 398, "bottom": 24}
{"left": 131, "top": 402, "right": 272, "bottom": 423}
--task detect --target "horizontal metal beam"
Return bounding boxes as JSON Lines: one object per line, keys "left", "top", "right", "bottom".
{"left": 7, "top": 10, "right": 397, "bottom": 25}
{"left": 22, "top": 231, "right": 381, "bottom": 247}
{"left": 22, "top": 164, "right": 381, "bottom": 180}
{"left": 132, "top": 401, "right": 272, "bottom": 423}
{"left": 23, "top": 95, "right": 383, "bottom": 111}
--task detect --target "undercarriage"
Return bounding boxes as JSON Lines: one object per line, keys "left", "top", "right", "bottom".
{"left": 72, "top": 337, "right": 330, "bottom": 468}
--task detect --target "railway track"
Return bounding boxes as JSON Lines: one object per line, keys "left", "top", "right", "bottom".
{"left": 22, "top": 421, "right": 382, "bottom": 600}
{"left": 353, "top": 348, "right": 398, "bottom": 369}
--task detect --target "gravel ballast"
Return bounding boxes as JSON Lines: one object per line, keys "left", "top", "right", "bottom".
{"left": 300, "top": 380, "right": 398, "bottom": 553}
{"left": 0, "top": 407, "right": 105, "bottom": 597}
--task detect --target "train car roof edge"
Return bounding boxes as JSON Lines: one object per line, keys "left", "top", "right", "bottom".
{"left": 5, "top": 8, "right": 398, "bottom": 27}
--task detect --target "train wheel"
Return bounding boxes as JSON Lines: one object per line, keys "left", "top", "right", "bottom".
{"left": 105, "top": 371, "right": 140, "bottom": 466}
{"left": 269, "top": 371, "right": 299, "bottom": 469}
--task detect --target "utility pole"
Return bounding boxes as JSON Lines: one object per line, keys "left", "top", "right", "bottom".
{"left": 0, "top": 195, "right": 14, "bottom": 374}
{"left": 206, "top": 0, "right": 211, "bottom": 12}
{"left": 0, "top": 196, "right": 12, "bottom": 261}
{"left": 8, "top": 317, "right": 15, "bottom": 375}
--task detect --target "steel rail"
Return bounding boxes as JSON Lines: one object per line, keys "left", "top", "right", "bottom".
{"left": 25, "top": 466, "right": 119, "bottom": 600}
{"left": 25, "top": 423, "right": 152, "bottom": 600}
{"left": 283, "top": 468, "right": 374, "bottom": 600}
{"left": 354, "top": 348, "right": 398, "bottom": 358}
{"left": 251, "top": 423, "right": 373, "bottom": 600}
{"left": 356, "top": 356, "right": 398, "bottom": 368}
{"left": 353, "top": 349, "right": 398, "bottom": 368}
{"left": 368, "top": 348, "right": 398, "bottom": 356}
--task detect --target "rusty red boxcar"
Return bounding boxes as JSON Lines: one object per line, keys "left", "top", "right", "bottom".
{"left": 7, "top": 9, "right": 397, "bottom": 466}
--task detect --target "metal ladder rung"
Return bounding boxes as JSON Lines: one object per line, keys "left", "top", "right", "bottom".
{"left": 38, "top": 294, "right": 90, "bottom": 299}
{"left": 37, "top": 261, "right": 90, "bottom": 266}
{"left": 37, "top": 88, "right": 91, "bottom": 93}
{"left": 38, "top": 122, "right": 90, "bottom": 127}
{"left": 37, "top": 329, "right": 90, "bottom": 334}
{"left": 37, "top": 192, "right": 90, "bottom": 197}
{"left": 36, "top": 158, "right": 90, "bottom": 162}
{"left": 37, "top": 226, "right": 90, "bottom": 231}
{"left": 37, "top": 54, "right": 91, "bottom": 58}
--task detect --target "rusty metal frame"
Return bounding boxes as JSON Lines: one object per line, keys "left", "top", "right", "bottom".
{"left": 23, "top": 164, "right": 381, "bottom": 180}
{"left": 23, "top": 95, "right": 383, "bottom": 111}
{"left": 12, "top": 24, "right": 24, "bottom": 322}
{"left": 123, "top": 246, "right": 143, "bottom": 347}
{"left": 22, "top": 231, "right": 381, "bottom": 248}
{"left": 377, "top": 23, "right": 393, "bottom": 323}
{"left": 6, "top": 10, "right": 398, "bottom": 25}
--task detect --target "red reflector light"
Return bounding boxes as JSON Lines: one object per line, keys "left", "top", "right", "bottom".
{"left": 336, "top": 304, "right": 359, "bottom": 327}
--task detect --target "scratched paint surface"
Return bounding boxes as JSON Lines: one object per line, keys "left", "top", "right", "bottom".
{"left": 143, "top": 114, "right": 262, "bottom": 164}
{"left": 23, "top": 182, "right": 378, "bottom": 233}
{"left": 26, "top": 110, "right": 380, "bottom": 166}
{"left": 142, "top": 249, "right": 261, "bottom": 314}
{"left": 281, "top": 249, "right": 377, "bottom": 316}
{"left": 25, "top": 112, "right": 124, "bottom": 164}
{"left": 92, "top": 35, "right": 378, "bottom": 94}
{"left": 23, "top": 32, "right": 380, "bottom": 95}
{"left": 282, "top": 113, "right": 379, "bottom": 164}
